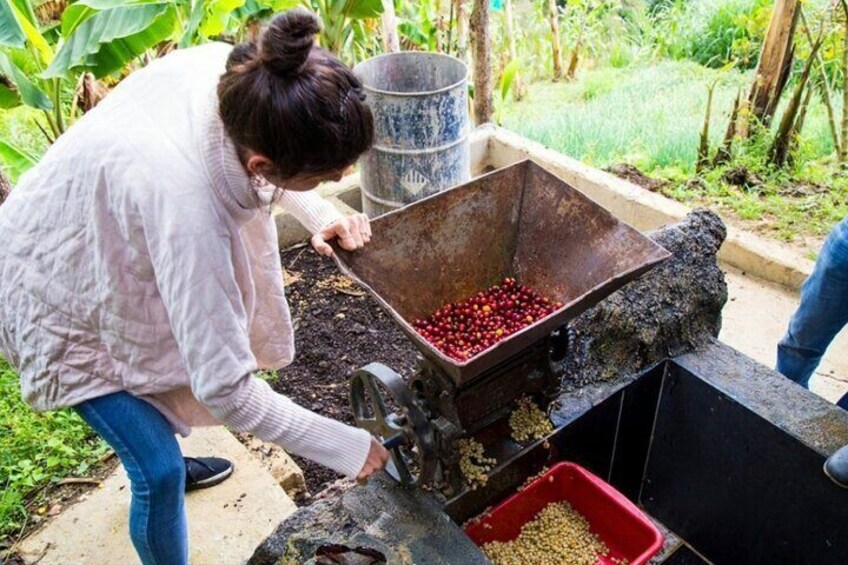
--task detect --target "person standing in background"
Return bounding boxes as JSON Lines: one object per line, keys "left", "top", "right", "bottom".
{"left": 777, "top": 217, "right": 848, "bottom": 488}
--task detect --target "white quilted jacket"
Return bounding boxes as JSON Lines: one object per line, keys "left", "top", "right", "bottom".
{"left": 0, "top": 43, "right": 372, "bottom": 478}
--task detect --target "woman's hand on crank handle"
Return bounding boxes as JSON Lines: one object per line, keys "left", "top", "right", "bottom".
{"left": 356, "top": 436, "right": 390, "bottom": 481}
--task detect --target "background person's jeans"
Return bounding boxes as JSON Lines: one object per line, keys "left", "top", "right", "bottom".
{"left": 74, "top": 391, "right": 188, "bottom": 565}
{"left": 777, "top": 217, "right": 848, "bottom": 409}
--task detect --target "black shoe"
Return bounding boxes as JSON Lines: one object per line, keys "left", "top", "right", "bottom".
{"left": 823, "top": 444, "right": 848, "bottom": 489}
{"left": 184, "top": 456, "right": 234, "bottom": 492}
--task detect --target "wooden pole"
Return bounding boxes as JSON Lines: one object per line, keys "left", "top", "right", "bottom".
{"left": 455, "top": 0, "right": 470, "bottom": 65}
{"left": 747, "top": 0, "right": 800, "bottom": 125}
{"left": 503, "top": 0, "right": 525, "bottom": 100}
{"left": 504, "top": 0, "right": 517, "bottom": 62}
{"left": 435, "top": 0, "right": 446, "bottom": 53}
{"left": 380, "top": 0, "right": 400, "bottom": 53}
{"left": 470, "top": 0, "right": 493, "bottom": 124}
{"left": 548, "top": 0, "right": 564, "bottom": 81}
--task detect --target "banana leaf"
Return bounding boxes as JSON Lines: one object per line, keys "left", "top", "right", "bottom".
{"left": 45, "top": 2, "right": 178, "bottom": 78}
{"left": 0, "top": 139, "right": 38, "bottom": 183}
{"left": 0, "top": 51, "right": 52, "bottom": 109}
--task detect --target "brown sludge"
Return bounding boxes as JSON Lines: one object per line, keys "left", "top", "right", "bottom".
{"left": 482, "top": 501, "right": 624, "bottom": 565}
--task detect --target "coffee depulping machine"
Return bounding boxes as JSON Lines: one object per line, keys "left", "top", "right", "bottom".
{"left": 334, "top": 160, "right": 670, "bottom": 498}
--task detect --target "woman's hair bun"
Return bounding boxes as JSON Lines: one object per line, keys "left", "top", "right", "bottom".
{"left": 259, "top": 8, "right": 320, "bottom": 75}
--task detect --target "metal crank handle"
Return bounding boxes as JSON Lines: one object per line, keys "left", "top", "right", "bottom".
{"left": 382, "top": 433, "right": 407, "bottom": 450}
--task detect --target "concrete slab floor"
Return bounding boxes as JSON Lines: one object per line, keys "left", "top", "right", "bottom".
{"left": 16, "top": 427, "right": 297, "bottom": 565}
{"left": 720, "top": 265, "right": 848, "bottom": 405}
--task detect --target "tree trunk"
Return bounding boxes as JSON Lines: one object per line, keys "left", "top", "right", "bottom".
{"left": 697, "top": 83, "right": 716, "bottom": 173}
{"left": 565, "top": 21, "right": 585, "bottom": 81}
{"left": 548, "top": 0, "right": 564, "bottom": 81}
{"left": 470, "top": 0, "right": 493, "bottom": 124}
{"left": 737, "top": 94, "right": 751, "bottom": 139}
{"left": 504, "top": 0, "right": 517, "bottom": 61}
{"left": 713, "top": 91, "right": 741, "bottom": 166}
{"left": 380, "top": 0, "right": 400, "bottom": 53}
{"left": 503, "top": 0, "right": 525, "bottom": 100}
{"left": 818, "top": 72, "right": 841, "bottom": 155}
{"left": 0, "top": 166, "right": 11, "bottom": 206}
{"left": 435, "top": 0, "right": 446, "bottom": 53}
{"left": 770, "top": 32, "right": 823, "bottom": 167}
{"left": 781, "top": 84, "right": 814, "bottom": 167}
{"left": 747, "top": 0, "right": 799, "bottom": 126}
{"left": 794, "top": 82, "right": 815, "bottom": 137}
{"left": 800, "top": 7, "right": 840, "bottom": 155}
{"left": 454, "top": 0, "right": 470, "bottom": 65}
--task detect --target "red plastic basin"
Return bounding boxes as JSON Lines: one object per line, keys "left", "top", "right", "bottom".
{"left": 464, "top": 462, "right": 663, "bottom": 565}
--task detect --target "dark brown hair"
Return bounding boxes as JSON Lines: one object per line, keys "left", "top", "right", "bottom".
{"left": 217, "top": 8, "right": 373, "bottom": 179}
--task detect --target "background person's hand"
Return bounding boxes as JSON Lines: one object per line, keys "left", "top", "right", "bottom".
{"left": 356, "top": 436, "right": 390, "bottom": 481}
{"left": 311, "top": 214, "right": 372, "bottom": 256}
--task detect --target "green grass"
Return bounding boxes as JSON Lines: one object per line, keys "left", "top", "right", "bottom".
{"left": 501, "top": 61, "right": 847, "bottom": 244}
{"left": 676, "top": 145, "right": 848, "bottom": 242}
{"left": 502, "top": 61, "right": 755, "bottom": 172}
{"left": 0, "top": 356, "right": 108, "bottom": 545}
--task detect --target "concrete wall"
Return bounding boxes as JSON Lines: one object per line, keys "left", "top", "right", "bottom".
{"left": 480, "top": 127, "right": 813, "bottom": 291}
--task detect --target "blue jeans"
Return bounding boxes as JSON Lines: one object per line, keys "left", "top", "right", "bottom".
{"left": 777, "top": 217, "right": 848, "bottom": 410}
{"left": 74, "top": 391, "right": 188, "bottom": 565}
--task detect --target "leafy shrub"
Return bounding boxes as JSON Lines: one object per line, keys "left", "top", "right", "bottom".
{"left": 650, "top": 0, "right": 771, "bottom": 69}
{"left": 688, "top": 0, "right": 771, "bottom": 69}
{"left": 0, "top": 356, "right": 108, "bottom": 542}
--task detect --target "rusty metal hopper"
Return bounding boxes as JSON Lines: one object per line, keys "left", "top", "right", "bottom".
{"left": 333, "top": 160, "right": 671, "bottom": 386}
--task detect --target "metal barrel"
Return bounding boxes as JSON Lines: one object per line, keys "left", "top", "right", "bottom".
{"left": 354, "top": 52, "right": 471, "bottom": 217}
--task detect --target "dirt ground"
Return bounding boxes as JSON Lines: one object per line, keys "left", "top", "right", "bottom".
{"left": 272, "top": 245, "right": 420, "bottom": 496}
{"left": 605, "top": 163, "right": 670, "bottom": 193}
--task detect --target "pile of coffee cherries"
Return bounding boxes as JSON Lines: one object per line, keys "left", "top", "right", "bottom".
{"left": 412, "top": 278, "right": 563, "bottom": 361}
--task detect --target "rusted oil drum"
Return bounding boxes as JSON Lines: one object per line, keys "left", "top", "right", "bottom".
{"left": 354, "top": 52, "right": 470, "bottom": 217}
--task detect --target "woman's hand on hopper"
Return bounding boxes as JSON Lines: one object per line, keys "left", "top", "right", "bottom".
{"left": 311, "top": 214, "right": 372, "bottom": 256}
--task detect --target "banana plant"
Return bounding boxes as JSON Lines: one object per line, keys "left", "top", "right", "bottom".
{"left": 180, "top": 0, "right": 383, "bottom": 54}
{"left": 303, "top": 0, "right": 383, "bottom": 58}
{"left": 494, "top": 57, "right": 519, "bottom": 125}
{"left": 398, "top": 0, "right": 439, "bottom": 52}
{"left": 0, "top": 0, "right": 182, "bottom": 180}
{"left": 179, "top": 0, "right": 301, "bottom": 46}
{"left": 0, "top": 0, "right": 383, "bottom": 181}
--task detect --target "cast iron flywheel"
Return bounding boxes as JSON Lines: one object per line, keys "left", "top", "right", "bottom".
{"left": 350, "top": 363, "right": 437, "bottom": 487}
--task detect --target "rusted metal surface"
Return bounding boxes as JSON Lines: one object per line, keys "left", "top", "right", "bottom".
{"left": 334, "top": 160, "right": 671, "bottom": 386}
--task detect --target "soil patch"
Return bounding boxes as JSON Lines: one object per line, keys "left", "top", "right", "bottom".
{"left": 722, "top": 165, "right": 764, "bottom": 191}
{"left": 605, "top": 163, "right": 669, "bottom": 192}
{"left": 272, "top": 245, "right": 420, "bottom": 497}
